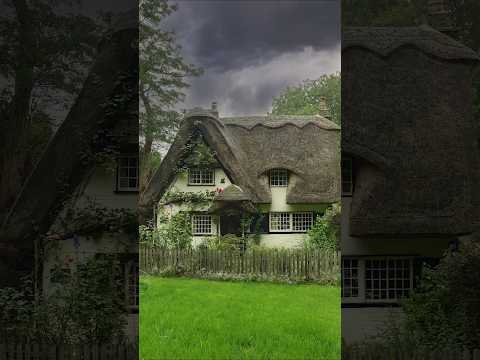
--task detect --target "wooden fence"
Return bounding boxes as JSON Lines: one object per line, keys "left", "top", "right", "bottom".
{"left": 140, "top": 245, "right": 340, "bottom": 283}
{"left": 0, "top": 342, "right": 137, "bottom": 360}
{"left": 343, "top": 346, "right": 480, "bottom": 360}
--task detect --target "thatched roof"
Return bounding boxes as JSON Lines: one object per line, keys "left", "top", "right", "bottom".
{"left": 142, "top": 111, "right": 340, "bottom": 210}
{"left": 215, "top": 185, "right": 251, "bottom": 202}
{"left": 0, "top": 25, "right": 138, "bottom": 250}
{"left": 342, "top": 26, "right": 480, "bottom": 236}
{"left": 343, "top": 25, "right": 479, "bottom": 61}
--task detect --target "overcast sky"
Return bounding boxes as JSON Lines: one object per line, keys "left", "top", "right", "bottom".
{"left": 165, "top": 0, "right": 340, "bottom": 117}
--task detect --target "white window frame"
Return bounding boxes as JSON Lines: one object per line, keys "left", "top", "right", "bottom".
{"left": 269, "top": 168, "right": 289, "bottom": 187}
{"left": 192, "top": 214, "right": 214, "bottom": 235}
{"left": 188, "top": 168, "right": 215, "bottom": 185}
{"left": 341, "top": 257, "right": 414, "bottom": 304}
{"left": 124, "top": 260, "right": 139, "bottom": 310}
{"left": 341, "top": 258, "right": 360, "bottom": 299}
{"left": 269, "top": 212, "right": 313, "bottom": 233}
{"left": 341, "top": 157, "right": 353, "bottom": 196}
{"left": 117, "top": 155, "right": 139, "bottom": 191}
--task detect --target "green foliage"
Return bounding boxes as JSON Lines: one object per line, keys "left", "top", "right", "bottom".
{"left": 140, "top": 148, "right": 162, "bottom": 193}
{"left": 342, "top": 0, "right": 426, "bottom": 26}
{"left": 177, "top": 136, "right": 218, "bottom": 172}
{"left": 139, "top": 0, "right": 202, "bottom": 148}
{"left": 304, "top": 204, "right": 340, "bottom": 251}
{"left": 271, "top": 73, "right": 341, "bottom": 125}
{"left": 0, "top": 258, "right": 128, "bottom": 343}
{"left": 202, "top": 234, "right": 245, "bottom": 251}
{"left": 58, "top": 199, "right": 138, "bottom": 240}
{"left": 399, "top": 240, "right": 480, "bottom": 351}
{"left": 161, "top": 189, "right": 216, "bottom": 204}
{"left": 156, "top": 212, "right": 193, "bottom": 249}
{"left": 373, "top": 240, "right": 480, "bottom": 352}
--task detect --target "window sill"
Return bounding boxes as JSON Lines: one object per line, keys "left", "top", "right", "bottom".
{"left": 341, "top": 302, "right": 402, "bottom": 308}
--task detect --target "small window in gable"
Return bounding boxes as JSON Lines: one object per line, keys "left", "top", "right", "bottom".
{"left": 269, "top": 168, "right": 288, "bottom": 187}
{"left": 341, "top": 157, "right": 353, "bottom": 196}
{"left": 117, "top": 155, "right": 139, "bottom": 191}
{"left": 188, "top": 168, "right": 215, "bottom": 185}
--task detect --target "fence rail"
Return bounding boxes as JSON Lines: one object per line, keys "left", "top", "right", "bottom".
{"left": 0, "top": 342, "right": 137, "bottom": 360}
{"left": 140, "top": 245, "right": 340, "bottom": 283}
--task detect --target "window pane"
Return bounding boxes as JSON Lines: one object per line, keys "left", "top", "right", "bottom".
{"left": 292, "top": 212, "right": 313, "bottom": 232}
{"left": 189, "top": 169, "right": 214, "bottom": 185}
{"left": 118, "top": 156, "right": 139, "bottom": 191}
{"left": 365, "top": 258, "right": 412, "bottom": 300}
{"left": 269, "top": 212, "right": 290, "bottom": 231}
{"left": 342, "top": 259, "right": 359, "bottom": 298}
{"left": 269, "top": 169, "right": 288, "bottom": 187}
{"left": 192, "top": 215, "right": 213, "bottom": 235}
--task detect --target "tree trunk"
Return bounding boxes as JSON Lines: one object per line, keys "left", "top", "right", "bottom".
{"left": 0, "top": 0, "right": 35, "bottom": 223}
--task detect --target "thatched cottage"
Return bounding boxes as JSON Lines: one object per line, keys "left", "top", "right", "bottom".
{"left": 143, "top": 106, "right": 340, "bottom": 248}
{"left": 0, "top": 14, "right": 139, "bottom": 340}
{"left": 341, "top": 25, "right": 480, "bottom": 343}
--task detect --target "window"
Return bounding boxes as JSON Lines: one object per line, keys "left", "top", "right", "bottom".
{"left": 188, "top": 169, "right": 215, "bottom": 185}
{"left": 117, "top": 156, "right": 139, "bottom": 191}
{"left": 342, "top": 259, "right": 359, "bottom": 298}
{"left": 269, "top": 212, "right": 313, "bottom": 232}
{"left": 292, "top": 212, "right": 314, "bottom": 232}
{"left": 192, "top": 214, "right": 214, "bottom": 235}
{"left": 365, "top": 259, "right": 412, "bottom": 301}
{"left": 341, "top": 257, "right": 414, "bottom": 303}
{"left": 269, "top": 212, "right": 291, "bottom": 232}
{"left": 341, "top": 157, "right": 353, "bottom": 196}
{"left": 269, "top": 168, "right": 288, "bottom": 187}
{"left": 125, "top": 261, "right": 139, "bottom": 308}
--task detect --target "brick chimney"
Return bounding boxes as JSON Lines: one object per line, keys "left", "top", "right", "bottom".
{"left": 318, "top": 96, "right": 331, "bottom": 119}
{"left": 211, "top": 101, "right": 219, "bottom": 118}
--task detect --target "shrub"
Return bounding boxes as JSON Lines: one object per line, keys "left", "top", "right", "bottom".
{"left": 0, "top": 257, "right": 128, "bottom": 343}
{"left": 304, "top": 203, "right": 340, "bottom": 251}
{"left": 375, "top": 239, "right": 480, "bottom": 352}
{"left": 156, "top": 212, "right": 193, "bottom": 249}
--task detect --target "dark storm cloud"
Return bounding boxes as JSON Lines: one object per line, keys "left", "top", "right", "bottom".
{"left": 169, "top": 0, "right": 340, "bottom": 72}
{"left": 166, "top": 0, "right": 341, "bottom": 116}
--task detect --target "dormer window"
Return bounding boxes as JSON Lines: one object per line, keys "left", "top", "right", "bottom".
{"left": 341, "top": 157, "right": 353, "bottom": 196}
{"left": 269, "top": 168, "right": 288, "bottom": 187}
{"left": 188, "top": 168, "right": 215, "bottom": 185}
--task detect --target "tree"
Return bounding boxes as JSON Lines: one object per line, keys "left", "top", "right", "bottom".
{"left": 0, "top": 0, "right": 103, "bottom": 222}
{"left": 139, "top": 0, "right": 202, "bottom": 191}
{"left": 342, "top": 0, "right": 426, "bottom": 27}
{"left": 270, "top": 73, "right": 341, "bottom": 125}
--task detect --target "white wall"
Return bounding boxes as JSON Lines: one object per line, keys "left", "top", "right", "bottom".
{"left": 170, "top": 168, "right": 232, "bottom": 193}
{"left": 159, "top": 169, "right": 330, "bottom": 249}
{"left": 44, "top": 163, "right": 138, "bottom": 341}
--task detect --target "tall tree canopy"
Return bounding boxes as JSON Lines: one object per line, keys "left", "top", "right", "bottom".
{"left": 270, "top": 73, "right": 341, "bottom": 125}
{"left": 139, "top": 0, "right": 202, "bottom": 155}
{"left": 0, "top": 0, "right": 103, "bottom": 222}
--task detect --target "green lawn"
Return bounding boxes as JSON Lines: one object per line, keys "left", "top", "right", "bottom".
{"left": 140, "top": 277, "right": 340, "bottom": 360}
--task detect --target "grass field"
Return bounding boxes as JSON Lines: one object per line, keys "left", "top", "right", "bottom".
{"left": 140, "top": 277, "right": 340, "bottom": 360}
